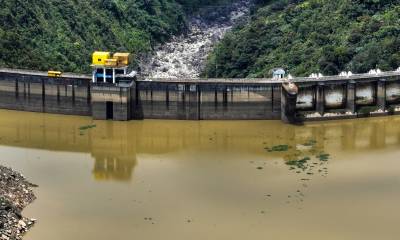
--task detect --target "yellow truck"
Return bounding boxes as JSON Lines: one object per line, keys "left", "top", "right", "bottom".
{"left": 48, "top": 71, "right": 62, "bottom": 77}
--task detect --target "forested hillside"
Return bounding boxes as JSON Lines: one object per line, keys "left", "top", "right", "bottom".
{"left": 0, "top": 0, "right": 229, "bottom": 73}
{"left": 204, "top": 0, "right": 400, "bottom": 77}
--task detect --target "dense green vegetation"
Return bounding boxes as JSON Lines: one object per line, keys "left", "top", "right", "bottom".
{"left": 204, "top": 0, "right": 400, "bottom": 77}
{"left": 0, "top": 0, "right": 229, "bottom": 73}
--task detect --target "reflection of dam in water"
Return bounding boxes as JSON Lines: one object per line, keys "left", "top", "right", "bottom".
{"left": 0, "top": 110, "right": 399, "bottom": 181}
{"left": 92, "top": 156, "right": 137, "bottom": 181}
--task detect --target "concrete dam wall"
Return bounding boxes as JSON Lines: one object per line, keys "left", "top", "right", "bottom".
{"left": 290, "top": 73, "right": 400, "bottom": 121}
{"left": 0, "top": 69, "right": 92, "bottom": 116}
{"left": 134, "top": 79, "right": 282, "bottom": 120}
{"left": 1, "top": 68, "right": 400, "bottom": 123}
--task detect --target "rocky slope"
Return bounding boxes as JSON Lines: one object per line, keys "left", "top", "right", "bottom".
{"left": 140, "top": 0, "right": 252, "bottom": 78}
{"left": 0, "top": 166, "right": 36, "bottom": 240}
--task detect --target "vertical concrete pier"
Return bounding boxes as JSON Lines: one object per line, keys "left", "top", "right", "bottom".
{"left": 316, "top": 83, "right": 325, "bottom": 115}
{"left": 346, "top": 80, "right": 356, "bottom": 113}
{"left": 187, "top": 84, "right": 200, "bottom": 120}
{"left": 281, "top": 81, "right": 299, "bottom": 123}
{"left": 377, "top": 79, "right": 386, "bottom": 111}
{"left": 175, "top": 83, "right": 200, "bottom": 120}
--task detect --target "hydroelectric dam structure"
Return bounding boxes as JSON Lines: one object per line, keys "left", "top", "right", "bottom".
{"left": 1, "top": 67, "right": 400, "bottom": 123}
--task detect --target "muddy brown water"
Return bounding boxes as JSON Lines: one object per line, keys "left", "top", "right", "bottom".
{"left": 0, "top": 109, "right": 399, "bottom": 240}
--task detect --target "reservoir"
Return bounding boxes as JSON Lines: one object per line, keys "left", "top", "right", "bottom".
{"left": 0, "top": 109, "right": 399, "bottom": 240}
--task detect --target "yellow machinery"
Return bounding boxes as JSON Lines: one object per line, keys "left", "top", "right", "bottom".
{"left": 92, "top": 51, "right": 130, "bottom": 67}
{"left": 92, "top": 51, "right": 111, "bottom": 66}
{"left": 91, "top": 51, "right": 131, "bottom": 84}
{"left": 113, "top": 52, "right": 130, "bottom": 66}
{"left": 105, "top": 58, "right": 118, "bottom": 67}
{"left": 48, "top": 71, "right": 62, "bottom": 77}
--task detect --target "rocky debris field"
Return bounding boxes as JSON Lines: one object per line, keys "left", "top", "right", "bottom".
{"left": 0, "top": 166, "right": 36, "bottom": 240}
{"left": 140, "top": 0, "right": 251, "bottom": 79}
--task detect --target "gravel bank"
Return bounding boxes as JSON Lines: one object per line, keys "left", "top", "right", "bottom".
{"left": 0, "top": 166, "right": 36, "bottom": 240}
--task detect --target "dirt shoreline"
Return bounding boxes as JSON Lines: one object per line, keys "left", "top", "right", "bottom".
{"left": 0, "top": 166, "right": 36, "bottom": 240}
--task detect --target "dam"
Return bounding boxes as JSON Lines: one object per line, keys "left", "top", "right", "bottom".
{"left": 0, "top": 67, "right": 400, "bottom": 123}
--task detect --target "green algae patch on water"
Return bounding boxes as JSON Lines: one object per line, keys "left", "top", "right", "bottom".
{"left": 302, "top": 140, "right": 317, "bottom": 147}
{"left": 265, "top": 145, "right": 290, "bottom": 152}
{"left": 317, "top": 153, "right": 330, "bottom": 161}
{"left": 79, "top": 124, "right": 97, "bottom": 131}
{"left": 286, "top": 157, "right": 311, "bottom": 166}
{"left": 79, "top": 124, "right": 97, "bottom": 136}
{"left": 286, "top": 157, "right": 311, "bottom": 171}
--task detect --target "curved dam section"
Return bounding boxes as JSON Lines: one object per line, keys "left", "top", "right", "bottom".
{"left": 1, "top": 68, "right": 400, "bottom": 122}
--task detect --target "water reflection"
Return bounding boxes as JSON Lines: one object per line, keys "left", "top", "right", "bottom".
{"left": 92, "top": 155, "right": 137, "bottom": 181}
{"left": 0, "top": 110, "right": 399, "bottom": 182}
